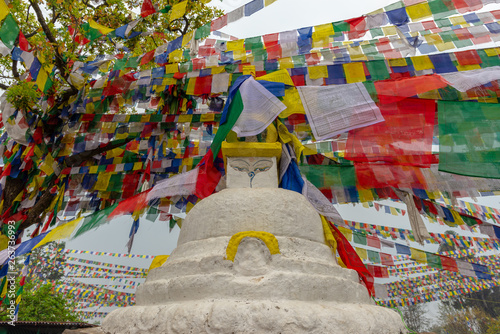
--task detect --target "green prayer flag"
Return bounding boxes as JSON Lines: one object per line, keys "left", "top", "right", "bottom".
{"left": 72, "top": 204, "right": 118, "bottom": 238}
{"left": 160, "top": 5, "right": 172, "bottom": 13}
{"left": 0, "top": 14, "right": 19, "bottom": 49}
{"left": 426, "top": 252, "right": 442, "bottom": 269}
{"left": 428, "top": 0, "right": 457, "bottom": 19}
{"left": 438, "top": 101, "right": 500, "bottom": 178}
{"left": 353, "top": 231, "right": 367, "bottom": 246}
{"left": 195, "top": 22, "right": 210, "bottom": 40}
{"left": 367, "top": 250, "right": 381, "bottom": 264}
{"left": 210, "top": 89, "right": 244, "bottom": 158}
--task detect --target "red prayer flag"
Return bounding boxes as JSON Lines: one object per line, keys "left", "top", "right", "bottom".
{"left": 141, "top": 0, "right": 157, "bottom": 17}
{"left": 18, "top": 31, "right": 30, "bottom": 51}
{"left": 345, "top": 98, "right": 437, "bottom": 167}
{"left": 329, "top": 222, "right": 375, "bottom": 297}
{"left": 140, "top": 50, "right": 155, "bottom": 66}
{"left": 374, "top": 75, "right": 448, "bottom": 104}
{"left": 195, "top": 149, "right": 222, "bottom": 199}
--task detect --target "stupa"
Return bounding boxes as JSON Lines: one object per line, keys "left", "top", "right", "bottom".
{"left": 102, "top": 140, "right": 406, "bottom": 334}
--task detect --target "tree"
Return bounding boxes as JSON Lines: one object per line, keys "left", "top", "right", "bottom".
{"left": 0, "top": 0, "right": 223, "bottom": 238}
{"left": 28, "top": 241, "right": 67, "bottom": 281}
{"left": 401, "top": 303, "right": 430, "bottom": 333}
{"left": 437, "top": 302, "right": 493, "bottom": 334}
{"left": 0, "top": 279, "right": 82, "bottom": 322}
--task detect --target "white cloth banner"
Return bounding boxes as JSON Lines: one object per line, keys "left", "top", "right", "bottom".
{"left": 147, "top": 167, "right": 198, "bottom": 201}
{"left": 232, "top": 77, "right": 287, "bottom": 137}
{"left": 440, "top": 66, "right": 500, "bottom": 92}
{"left": 297, "top": 83, "right": 384, "bottom": 141}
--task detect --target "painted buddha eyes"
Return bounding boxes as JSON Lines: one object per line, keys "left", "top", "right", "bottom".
{"left": 229, "top": 158, "right": 274, "bottom": 187}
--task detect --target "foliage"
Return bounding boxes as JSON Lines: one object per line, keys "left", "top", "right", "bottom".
{"left": 442, "top": 287, "right": 500, "bottom": 319}
{"left": 437, "top": 302, "right": 493, "bottom": 334}
{"left": 0, "top": 279, "right": 81, "bottom": 322}
{"left": 28, "top": 241, "right": 67, "bottom": 281}
{"left": 400, "top": 303, "right": 431, "bottom": 333}
{"left": 0, "top": 0, "right": 223, "bottom": 234}
{"left": 5, "top": 80, "right": 41, "bottom": 111}
{"left": 486, "top": 317, "right": 500, "bottom": 334}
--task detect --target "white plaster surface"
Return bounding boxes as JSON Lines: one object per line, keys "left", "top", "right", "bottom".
{"left": 102, "top": 188, "right": 406, "bottom": 333}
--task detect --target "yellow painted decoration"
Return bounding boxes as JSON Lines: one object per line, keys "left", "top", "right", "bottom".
{"left": 225, "top": 231, "right": 280, "bottom": 262}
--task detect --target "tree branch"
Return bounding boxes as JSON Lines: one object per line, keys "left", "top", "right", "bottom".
{"left": 12, "top": 59, "right": 19, "bottom": 79}
{"left": 0, "top": 83, "right": 9, "bottom": 90}
{"left": 64, "top": 137, "right": 134, "bottom": 167}
{"left": 28, "top": 0, "right": 74, "bottom": 90}
{"left": 19, "top": 137, "right": 135, "bottom": 230}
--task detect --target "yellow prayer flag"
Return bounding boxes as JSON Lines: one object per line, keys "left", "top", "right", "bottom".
{"left": 355, "top": 247, "right": 368, "bottom": 260}
{"left": 107, "top": 148, "right": 124, "bottom": 159}
{"left": 347, "top": 45, "right": 367, "bottom": 61}
{"left": 170, "top": 1, "right": 187, "bottom": 22}
{"left": 456, "top": 64, "right": 481, "bottom": 71}
{"left": 226, "top": 39, "right": 245, "bottom": 51}
{"left": 0, "top": 234, "right": 8, "bottom": 251}
{"left": 313, "top": 23, "right": 334, "bottom": 39}
{"left": 449, "top": 16, "right": 467, "bottom": 26}
{"left": 321, "top": 216, "right": 337, "bottom": 253}
{"left": 382, "top": 26, "right": 397, "bottom": 36}
{"left": 389, "top": 58, "right": 407, "bottom": 67}
{"left": 435, "top": 41, "right": 455, "bottom": 52}
{"left": 264, "top": 0, "right": 277, "bottom": 5}
{"left": 200, "top": 113, "right": 215, "bottom": 122}
{"left": 390, "top": 207, "right": 398, "bottom": 215}
{"left": 89, "top": 20, "right": 114, "bottom": 35}
{"left": 39, "top": 154, "right": 55, "bottom": 176}
{"left": 169, "top": 49, "right": 183, "bottom": 63}
{"left": 278, "top": 57, "right": 293, "bottom": 70}
{"left": 182, "top": 30, "right": 194, "bottom": 46}
{"left": 177, "top": 114, "right": 192, "bottom": 123}
{"left": 165, "top": 63, "right": 179, "bottom": 73}
{"left": 358, "top": 189, "right": 374, "bottom": 202}
{"left": 242, "top": 65, "right": 256, "bottom": 76}
{"left": 343, "top": 62, "right": 365, "bottom": 83}
{"left": 148, "top": 255, "right": 169, "bottom": 271}
{"left": 411, "top": 55, "right": 434, "bottom": 71}
{"left": 34, "top": 217, "right": 83, "bottom": 249}
{"left": 308, "top": 65, "right": 328, "bottom": 79}
{"left": 0, "top": 0, "right": 10, "bottom": 22}
{"left": 484, "top": 48, "right": 500, "bottom": 56}
{"left": 133, "top": 162, "right": 143, "bottom": 170}
{"left": 89, "top": 166, "right": 99, "bottom": 174}
{"left": 94, "top": 172, "right": 112, "bottom": 191}
{"left": 185, "top": 78, "right": 196, "bottom": 95}
{"left": 406, "top": 2, "right": 432, "bottom": 21}
{"left": 410, "top": 248, "right": 427, "bottom": 264}
{"left": 338, "top": 226, "right": 352, "bottom": 241}
{"left": 211, "top": 66, "right": 226, "bottom": 74}
{"left": 257, "top": 69, "right": 294, "bottom": 85}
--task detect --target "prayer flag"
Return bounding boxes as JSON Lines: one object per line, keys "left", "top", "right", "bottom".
{"left": 438, "top": 101, "right": 500, "bottom": 178}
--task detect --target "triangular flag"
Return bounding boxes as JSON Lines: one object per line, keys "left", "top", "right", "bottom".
{"left": 141, "top": 0, "right": 156, "bottom": 17}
